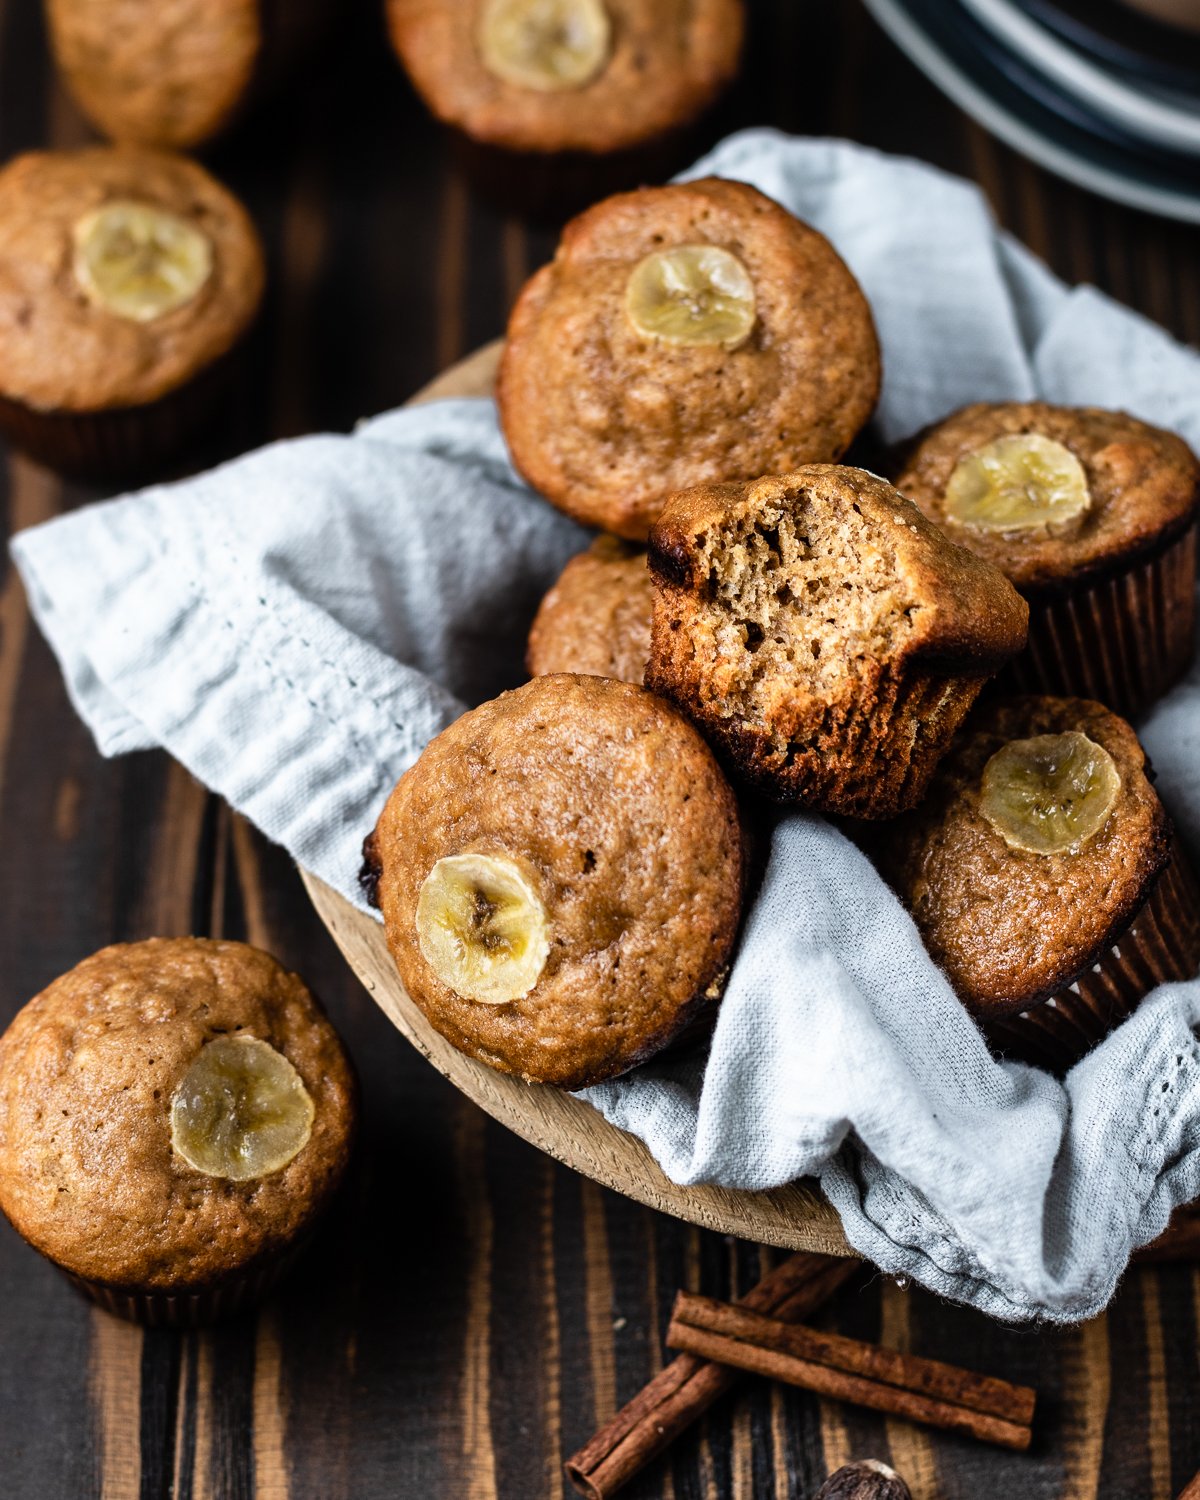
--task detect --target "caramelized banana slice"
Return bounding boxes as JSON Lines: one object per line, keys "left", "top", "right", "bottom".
{"left": 72, "top": 200, "right": 213, "bottom": 322}
{"left": 477, "top": 0, "right": 611, "bottom": 92}
{"left": 170, "top": 1036, "right": 314, "bottom": 1181}
{"left": 625, "top": 244, "right": 757, "bottom": 351}
{"left": 980, "top": 731, "right": 1120, "bottom": 855}
{"left": 944, "top": 433, "right": 1090, "bottom": 536}
{"left": 417, "top": 852, "right": 550, "bottom": 1004}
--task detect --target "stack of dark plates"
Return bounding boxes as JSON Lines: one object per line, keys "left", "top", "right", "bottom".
{"left": 864, "top": 0, "right": 1200, "bottom": 221}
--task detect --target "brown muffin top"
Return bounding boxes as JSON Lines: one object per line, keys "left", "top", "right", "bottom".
{"left": 645, "top": 466, "right": 1029, "bottom": 816}
{"left": 526, "top": 535, "right": 652, "bottom": 683}
{"left": 0, "top": 939, "right": 356, "bottom": 1291}
{"left": 498, "top": 178, "right": 881, "bottom": 540}
{"left": 368, "top": 673, "right": 744, "bottom": 1089}
{"left": 895, "top": 402, "right": 1200, "bottom": 592}
{"left": 46, "top": 0, "right": 259, "bottom": 149}
{"left": 0, "top": 148, "right": 265, "bottom": 412}
{"left": 386, "top": 0, "right": 744, "bottom": 154}
{"left": 874, "top": 697, "right": 1171, "bottom": 1016}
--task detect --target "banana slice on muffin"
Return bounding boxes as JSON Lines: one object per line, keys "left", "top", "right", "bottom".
{"left": 643, "top": 465, "right": 1028, "bottom": 818}
{"left": 873, "top": 696, "right": 1200, "bottom": 1072}
{"left": 386, "top": 0, "right": 744, "bottom": 156}
{"left": 363, "top": 673, "right": 745, "bottom": 1089}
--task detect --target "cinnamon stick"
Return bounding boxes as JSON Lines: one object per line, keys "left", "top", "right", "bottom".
{"left": 1176, "top": 1471, "right": 1200, "bottom": 1500}
{"left": 564, "top": 1252, "right": 859, "bottom": 1500}
{"left": 666, "top": 1291, "right": 1035, "bottom": 1452}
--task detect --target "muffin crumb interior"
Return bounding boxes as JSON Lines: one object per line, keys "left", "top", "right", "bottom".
{"left": 689, "top": 487, "right": 919, "bottom": 748}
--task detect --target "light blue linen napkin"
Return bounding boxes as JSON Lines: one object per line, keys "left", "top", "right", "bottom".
{"left": 12, "top": 130, "right": 1200, "bottom": 1322}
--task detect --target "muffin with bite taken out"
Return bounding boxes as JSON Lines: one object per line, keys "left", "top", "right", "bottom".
{"left": 644, "top": 465, "right": 1028, "bottom": 818}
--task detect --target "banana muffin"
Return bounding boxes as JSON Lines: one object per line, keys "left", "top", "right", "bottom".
{"left": 894, "top": 403, "right": 1200, "bottom": 718}
{"left": 363, "top": 673, "right": 745, "bottom": 1089}
{"left": 0, "top": 146, "right": 265, "bottom": 477}
{"left": 0, "top": 938, "right": 356, "bottom": 1325}
{"left": 644, "top": 466, "right": 1029, "bottom": 818}
{"left": 498, "top": 178, "right": 881, "bottom": 540}
{"left": 874, "top": 696, "right": 1200, "bottom": 1072}
{"left": 46, "top": 0, "right": 330, "bottom": 150}
{"left": 385, "top": 0, "right": 744, "bottom": 156}
{"left": 527, "top": 535, "right": 652, "bottom": 683}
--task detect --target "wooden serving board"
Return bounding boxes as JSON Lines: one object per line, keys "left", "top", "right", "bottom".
{"left": 300, "top": 342, "right": 851, "bottom": 1257}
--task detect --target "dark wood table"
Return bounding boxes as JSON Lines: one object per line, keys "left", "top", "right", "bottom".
{"left": 1, "top": 2, "right": 1198, "bottom": 1496}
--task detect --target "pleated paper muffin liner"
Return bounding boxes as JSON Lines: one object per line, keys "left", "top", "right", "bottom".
{"left": 1006, "top": 523, "right": 1197, "bottom": 720}
{"left": 0, "top": 331, "right": 258, "bottom": 483}
{"left": 61, "top": 1238, "right": 310, "bottom": 1328}
{"left": 985, "top": 843, "right": 1200, "bottom": 1074}
{"left": 0, "top": 335, "right": 251, "bottom": 483}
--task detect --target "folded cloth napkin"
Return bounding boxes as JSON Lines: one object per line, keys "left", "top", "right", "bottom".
{"left": 13, "top": 129, "right": 1200, "bottom": 1323}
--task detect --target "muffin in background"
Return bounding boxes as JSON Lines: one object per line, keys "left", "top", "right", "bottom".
{"left": 894, "top": 402, "right": 1200, "bottom": 719}
{"left": 386, "top": 0, "right": 744, "bottom": 157}
{"left": 0, "top": 938, "right": 357, "bottom": 1326}
{"left": 363, "top": 673, "right": 745, "bottom": 1089}
{"left": 499, "top": 178, "right": 881, "bottom": 539}
{"left": 874, "top": 696, "right": 1200, "bottom": 1073}
{"left": 644, "top": 466, "right": 1028, "bottom": 818}
{"left": 45, "top": 0, "right": 331, "bottom": 150}
{"left": 0, "top": 147, "right": 264, "bottom": 478}
{"left": 527, "top": 535, "right": 652, "bottom": 683}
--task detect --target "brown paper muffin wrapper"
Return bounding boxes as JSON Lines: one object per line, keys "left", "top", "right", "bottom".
{"left": 985, "top": 842, "right": 1200, "bottom": 1074}
{"left": 1006, "top": 523, "right": 1197, "bottom": 720}
{"left": 61, "top": 1233, "right": 312, "bottom": 1329}
{"left": 0, "top": 337, "right": 248, "bottom": 482}
{"left": 61, "top": 1236, "right": 307, "bottom": 1332}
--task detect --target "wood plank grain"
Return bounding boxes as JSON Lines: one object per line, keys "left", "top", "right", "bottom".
{"left": 252, "top": 1312, "right": 291, "bottom": 1500}
{"left": 878, "top": 1282, "right": 940, "bottom": 1500}
{"left": 1059, "top": 1314, "right": 1110, "bottom": 1500}
{"left": 1141, "top": 1273, "right": 1173, "bottom": 1500}
{"left": 89, "top": 1313, "right": 142, "bottom": 1500}
{"left": 582, "top": 1181, "right": 619, "bottom": 1432}
{"left": 458, "top": 1108, "right": 499, "bottom": 1500}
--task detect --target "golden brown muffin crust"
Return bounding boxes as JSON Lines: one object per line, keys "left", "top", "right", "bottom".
{"left": 498, "top": 178, "right": 881, "bottom": 540}
{"left": 895, "top": 402, "right": 1200, "bottom": 592}
{"left": 386, "top": 0, "right": 744, "bottom": 154}
{"left": 371, "top": 674, "right": 745, "bottom": 1089}
{"left": 645, "top": 466, "right": 1029, "bottom": 817}
{"left": 46, "top": 0, "right": 260, "bottom": 149}
{"left": 526, "top": 535, "right": 652, "bottom": 683}
{"left": 0, "top": 938, "right": 356, "bottom": 1290}
{"left": 874, "top": 696, "right": 1171, "bottom": 1015}
{"left": 0, "top": 148, "right": 265, "bottom": 412}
